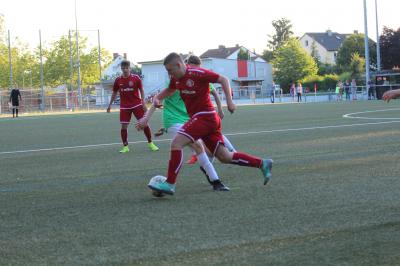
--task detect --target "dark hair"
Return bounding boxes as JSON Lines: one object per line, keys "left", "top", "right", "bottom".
{"left": 163, "top": 52, "right": 183, "bottom": 65}
{"left": 186, "top": 55, "right": 201, "bottom": 65}
{"left": 121, "top": 60, "right": 130, "bottom": 68}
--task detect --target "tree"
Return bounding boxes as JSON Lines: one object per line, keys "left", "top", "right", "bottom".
{"left": 349, "top": 52, "right": 365, "bottom": 79}
{"left": 336, "top": 33, "right": 376, "bottom": 71}
{"left": 268, "top": 18, "right": 294, "bottom": 51}
{"left": 262, "top": 18, "right": 294, "bottom": 62}
{"left": 272, "top": 38, "right": 318, "bottom": 90}
{"left": 237, "top": 48, "right": 249, "bottom": 60}
{"left": 380, "top": 26, "right": 400, "bottom": 69}
{"left": 310, "top": 41, "right": 320, "bottom": 65}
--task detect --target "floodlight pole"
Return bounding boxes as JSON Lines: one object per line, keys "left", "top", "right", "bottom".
{"left": 39, "top": 30, "right": 45, "bottom": 111}
{"left": 8, "top": 30, "right": 13, "bottom": 90}
{"left": 75, "top": 0, "right": 82, "bottom": 107}
{"left": 375, "top": 0, "right": 381, "bottom": 71}
{"left": 363, "top": 0, "right": 371, "bottom": 94}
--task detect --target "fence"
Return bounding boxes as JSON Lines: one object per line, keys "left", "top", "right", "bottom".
{"left": 1, "top": 84, "right": 400, "bottom": 115}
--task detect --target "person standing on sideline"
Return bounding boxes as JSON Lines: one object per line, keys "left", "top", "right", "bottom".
{"left": 137, "top": 53, "right": 273, "bottom": 196}
{"left": 9, "top": 87, "right": 22, "bottom": 118}
{"left": 107, "top": 60, "right": 159, "bottom": 153}
{"left": 344, "top": 80, "right": 351, "bottom": 101}
{"left": 290, "top": 82, "right": 295, "bottom": 102}
{"left": 351, "top": 79, "right": 357, "bottom": 100}
{"left": 296, "top": 82, "right": 303, "bottom": 102}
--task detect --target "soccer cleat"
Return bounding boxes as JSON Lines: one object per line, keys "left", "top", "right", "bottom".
{"left": 260, "top": 159, "right": 273, "bottom": 185}
{"left": 186, "top": 155, "right": 198, "bottom": 164}
{"left": 211, "top": 180, "right": 230, "bottom": 191}
{"left": 148, "top": 181, "right": 175, "bottom": 195}
{"left": 200, "top": 166, "right": 213, "bottom": 185}
{"left": 119, "top": 146, "right": 130, "bottom": 153}
{"left": 148, "top": 142, "right": 159, "bottom": 151}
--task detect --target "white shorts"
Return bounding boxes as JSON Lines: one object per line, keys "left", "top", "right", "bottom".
{"left": 166, "top": 123, "right": 184, "bottom": 138}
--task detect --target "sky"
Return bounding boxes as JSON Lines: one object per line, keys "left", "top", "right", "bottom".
{"left": 1, "top": 0, "right": 399, "bottom": 64}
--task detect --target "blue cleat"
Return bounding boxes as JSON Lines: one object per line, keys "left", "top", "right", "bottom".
{"left": 148, "top": 180, "right": 176, "bottom": 195}
{"left": 260, "top": 159, "right": 273, "bottom": 185}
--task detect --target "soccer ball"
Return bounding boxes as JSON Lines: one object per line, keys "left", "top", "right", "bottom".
{"left": 148, "top": 175, "right": 167, "bottom": 197}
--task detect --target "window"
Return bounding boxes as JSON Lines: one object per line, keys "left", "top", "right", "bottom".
{"left": 305, "top": 40, "right": 309, "bottom": 46}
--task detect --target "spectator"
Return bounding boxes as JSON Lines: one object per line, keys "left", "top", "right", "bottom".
{"left": 270, "top": 82, "right": 275, "bottom": 103}
{"left": 290, "top": 82, "right": 295, "bottom": 102}
{"left": 9, "top": 87, "right": 22, "bottom": 118}
{"left": 351, "top": 79, "right": 357, "bottom": 100}
{"left": 344, "top": 79, "right": 351, "bottom": 101}
{"left": 296, "top": 82, "right": 303, "bottom": 102}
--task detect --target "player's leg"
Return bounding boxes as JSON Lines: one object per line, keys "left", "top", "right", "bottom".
{"left": 222, "top": 135, "right": 236, "bottom": 152}
{"left": 133, "top": 106, "right": 159, "bottom": 151}
{"left": 148, "top": 133, "right": 192, "bottom": 195}
{"left": 206, "top": 135, "right": 273, "bottom": 185}
{"left": 119, "top": 109, "right": 132, "bottom": 153}
{"left": 189, "top": 141, "right": 229, "bottom": 191}
{"left": 12, "top": 107, "right": 15, "bottom": 118}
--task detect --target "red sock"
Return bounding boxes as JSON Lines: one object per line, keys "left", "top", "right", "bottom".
{"left": 144, "top": 126, "right": 152, "bottom": 142}
{"left": 231, "top": 152, "right": 262, "bottom": 168}
{"left": 121, "top": 129, "right": 128, "bottom": 146}
{"left": 166, "top": 150, "right": 183, "bottom": 184}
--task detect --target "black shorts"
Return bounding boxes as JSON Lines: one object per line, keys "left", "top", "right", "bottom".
{"left": 12, "top": 101, "right": 19, "bottom": 107}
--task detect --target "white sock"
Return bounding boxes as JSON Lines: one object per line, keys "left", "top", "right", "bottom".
{"left": 223, "top": 135, "right": 236, "bottom": 152}
{"left": 197, "top": 152, "right": 219, "bottom": 181}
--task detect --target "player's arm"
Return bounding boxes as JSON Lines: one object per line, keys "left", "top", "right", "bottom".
{"left": 138, "top": 78, "right": 147, "bottom": 111}
{"left": 18, "top": 90, "right": 22, "bottom": 100}
{"left": 383, "top": 89, "right": 400, "bottom": 102}
{"left": 136, "top": 88, "right": 174, "bottom": 130}
{"left": 107, "top": 91, "right": 118, "bottom": 113}
{"left": 216, "top": 75, "right": 236, "bottom": 114}
{"left": 210, "top": 88, "right": 224, "bottom": 119}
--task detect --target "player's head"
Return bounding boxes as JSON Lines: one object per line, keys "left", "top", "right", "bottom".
{"left": 186, "top": 55, "right": 201, "bottom": 67}
{"left": 163, "top": 53, "right": 186, "bottom": 79}
{"left": 120, "top": 60, "right": 131, "bottom": 77}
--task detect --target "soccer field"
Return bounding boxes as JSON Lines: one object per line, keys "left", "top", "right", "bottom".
{"left": 1, "top": 101, "right": 400, "bottom": 265}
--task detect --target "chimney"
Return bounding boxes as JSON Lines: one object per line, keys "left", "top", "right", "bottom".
{"left": 326, "top": 29, "right": 332, "bottom": 36}
{"left": 353, "top": 30, "right": 359, "bottom": 34}
{"left": 113, "top": 53, "right": 119, "bottom": 60}
{"left": 218, "top": 45, "right": 225, "bottom": 49}
{"left": 123, "top": 53, "right": 127, "bottom": 59}
{"left": 236, "top": 44, "right": 239, "bottom": 48}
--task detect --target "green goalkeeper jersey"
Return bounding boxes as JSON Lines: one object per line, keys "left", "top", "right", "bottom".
{"left": 163, "top": 83, "right": 190, "bottom": 129}
{"left": 162, "top": 81, "right": 215, "bottom": 129}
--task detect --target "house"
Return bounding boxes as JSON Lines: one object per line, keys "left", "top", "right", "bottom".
{"left": 300, "top": 30, "right": 352, "bottom": 65}
{"left": 138, "top": 45, "right": 273, "bottom": 97}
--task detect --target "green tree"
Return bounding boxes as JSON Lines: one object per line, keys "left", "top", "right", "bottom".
{"left": 336, "top": 33, "right": 376, "bottom": 71}
{"left": 349, "top": 52, "right": 365, "bottom": 79}
{"left": 268, "top": 18, "right": 294, "bottom": 51}
{"left": 272, "top": 38, "right": 318, "bottom": 91}
{"left": 237, "top": 48, "right": 249, "bottom": 60}
{"left": 380, "top": 26, "right": 400, "bottom": 69}
{"left": 262, "top": 18, "right": 294, "bottom": 62}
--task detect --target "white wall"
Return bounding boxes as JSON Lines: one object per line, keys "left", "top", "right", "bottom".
{"left": 300, "top": 35, "right": 337, "bottom": 65}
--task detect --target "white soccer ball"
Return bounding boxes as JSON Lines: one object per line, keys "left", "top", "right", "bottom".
{"left": 148, "top": 175, "right": 167, "bottom": 197}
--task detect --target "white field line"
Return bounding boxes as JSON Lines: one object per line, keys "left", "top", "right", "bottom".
{"left": 343, "top": 108, "right": 400, "bottom": 120}
{"left": 1, "top": 120, "right": 400, "bottom": 156}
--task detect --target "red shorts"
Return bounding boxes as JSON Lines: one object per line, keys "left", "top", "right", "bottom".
{"left": 120, "top": 105, "right": 145, "bottom": 124}
{"left": 177, "top": 112, "right": 224, "bottom": 154}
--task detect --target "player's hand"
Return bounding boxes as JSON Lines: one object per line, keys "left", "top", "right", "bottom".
{"left": 142, "top": 103, "right": 148, "bottom": 112}
{"left": 217, "top": 108, "right": 225, "bottom": 119}
{"left": 152, "top": 98, "right": 163, "bottom": 108}
{"left": 382, "top": 90, "right": 399, "bottom": 102}
{"left": 135, "top": 117, "right": 148, "bottom": 131}
{"left": 106, "top": 106, "right": 111, "bottom": 113}
{"left": 227, "top": 102, "right": 236, "bottom": 114}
